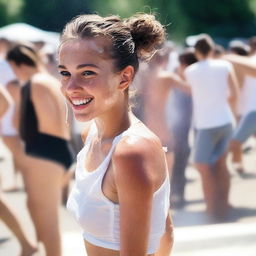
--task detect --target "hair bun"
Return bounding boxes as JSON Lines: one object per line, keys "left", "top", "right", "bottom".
{"left": 125, "top": 14, "right": 166, "bottom": 60}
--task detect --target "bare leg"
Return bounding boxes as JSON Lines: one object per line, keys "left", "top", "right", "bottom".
{"left": 0, "top": 194, "right": 37, "bottom": 256}
{"left": 214, "top": 154, "right": 231, "bottom": 218}
{"left": 22, "top": 157, "right": 64, "bottom": 256}
{"left": 229, "top": 140, "right": 244, "bottom": 174}
{"left": 1, "top": 136, "right": 21, "bottom": 191}
{"left": 194, "top": 163, "right": 219, "bottom": 217}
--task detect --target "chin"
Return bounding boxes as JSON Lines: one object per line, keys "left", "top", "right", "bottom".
{"left": 74, "top": 113, "right": 94, "bottom": 123}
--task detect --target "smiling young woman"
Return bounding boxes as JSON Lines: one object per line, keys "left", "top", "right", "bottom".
{"left": 59, "top": 13, "right": 173, "bottom": 256}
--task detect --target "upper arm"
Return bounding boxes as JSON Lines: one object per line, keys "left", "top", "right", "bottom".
{"left": 0, "top": 86, "right": 11, "bottom": 117}
{"left": 6, "top": 80, "right": 20, "bottom": 102}
{"left": 224, "top": 54, "right": 256, "bottom": 78}
{"left": 112, "top": 138, "right": 157, "bottom": 255}
{"left": 227, "top": 64, "right": 239, "bottom": 100}
{"left": 171, "top": 71, "right": 192, "bottom": 94}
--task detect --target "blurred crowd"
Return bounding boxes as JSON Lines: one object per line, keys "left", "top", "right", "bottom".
{"left": 0, "top": 29, "right": 256, "bottom": 255}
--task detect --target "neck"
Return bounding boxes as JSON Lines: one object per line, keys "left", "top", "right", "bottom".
{"left": 20, "top": 67, "right": 41, "bottom": 84}
{"left": 94, "top": 101, "right": 134, "bottom": 141}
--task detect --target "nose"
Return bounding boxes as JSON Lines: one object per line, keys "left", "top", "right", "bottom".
{"left": 65, "top": 77, "right": 82, "bottom": 93}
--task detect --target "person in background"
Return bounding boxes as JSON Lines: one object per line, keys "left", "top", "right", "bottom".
{"left": 213, "top": 44, "right": 225, "bottom": 58}
{"left": 141, "top": 43, "right": 174, "bottom": 174}
{"left": 0, "top": 85, "right": 37, "bottom": 256}
{"left": 168, "top": 48, "right": 197, "bottom": 208}
{"left": 184, "top": 34, "right": 239, "bottom": 220}
{"left": 248, "top": 36, "right": 256, "bottom": 57}
{"left": 228, "top": 42, "right": 256, "bottom": 175}
{"left": 6, "top": 44, "right": 75, "bottom": 256}
{"left": 59, "top": 13, "right": 173, "bottom": 255}
{"left": 0, "top": 38, "right": 22, "bottom": 191}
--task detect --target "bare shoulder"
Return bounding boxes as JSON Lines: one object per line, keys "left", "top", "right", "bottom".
{"left": 114, "top": 132, "right": 162, "bottom": 160}
{"left": 31, "top": 73, "right": 61, "bottom": 99}
{"left": 112, "top": 127, "right": 164, "bottom": 191}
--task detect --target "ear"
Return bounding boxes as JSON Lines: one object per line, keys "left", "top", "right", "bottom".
{"left": 118, "top": 65, "right": 134, "bottom": 91}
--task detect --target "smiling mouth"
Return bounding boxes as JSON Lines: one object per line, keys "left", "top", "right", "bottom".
{"left": 71, "top": 98, "right": 94, "bottom": 107}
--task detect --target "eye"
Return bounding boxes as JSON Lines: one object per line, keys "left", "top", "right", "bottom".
{"left": 82, "top": 70, "right": 96, "bottom": 77}
{"left": 59, "top": 70, "right": 70, "bottom": 77}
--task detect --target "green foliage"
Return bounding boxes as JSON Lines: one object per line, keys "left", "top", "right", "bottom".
{"left": 178, "top": 0, "right": 256, "bottom": 37}
{"left": 21, "top": 0, "right": 91, "bottom": 32}
{"left": 1, "top": 0, "right": 256, "bottom": 41}
{"left": 0, "top": 0, "right": 23, "bottom": 26}
{"left": 89, "top": 0, "right": 149, "bottom": 18}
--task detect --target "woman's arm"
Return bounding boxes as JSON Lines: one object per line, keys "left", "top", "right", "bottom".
{"left": 228, "top": 65, "right": 240, "bottom": 117}
{"left": 155, "top": 213, "right": 174, "bottom": 256}
{"left": 223, "top": 54, "right": 256, "bottom": 78}
{"left": 113, "top": 137, "right": 162, "bottom": 256}
{"left": 0, "top": 86, "right": 12, "bottom": 118}
{"left": 163, "top": 71, "right": 191, "bottom": 94}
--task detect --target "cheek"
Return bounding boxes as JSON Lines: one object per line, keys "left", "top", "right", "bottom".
{"left": 60, "top": 83, "right": 67, "bottom": 97}
{"left": 98, "top": 78, "right": 120, "bottom": 105}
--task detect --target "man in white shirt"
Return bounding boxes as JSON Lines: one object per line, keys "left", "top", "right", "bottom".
{"left": 185, "top": 34, "right": 239, "bottom": 220}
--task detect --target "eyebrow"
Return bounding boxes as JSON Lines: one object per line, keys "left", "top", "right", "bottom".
{"left": 58, "top": 64, "right": 99, "bottom": 69}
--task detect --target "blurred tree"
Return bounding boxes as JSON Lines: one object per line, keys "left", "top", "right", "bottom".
{"left": 0, "top": 0, "right": 23, "bottom": 25}
{"left": 1, "top": 0, "right": 255, "bottom": 42}
{"left": 89, "top": 0, "right": 256, "bottom": 42}
{"left": 143, "top": 0, "right": 256, "bottom": 42}
{"left": 0, "top": 1, "right": 9, "bottom": 25}
{"left": 179, "top": 0, "right": 256, "bottom": 38}
{"left": 89, "top": 0, "right": 148, "bottom": 18}
{"left": 22, "top": 0, "right": 91, "bottom": 32}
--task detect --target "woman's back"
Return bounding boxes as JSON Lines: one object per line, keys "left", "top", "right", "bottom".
{"left": 29, "top": 72, "right": 70, "bottom": 139}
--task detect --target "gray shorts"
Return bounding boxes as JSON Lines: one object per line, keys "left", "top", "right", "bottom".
{"left": 233, "top": 111, "right": 256, "bottom": 143}
{"left": 194, "top": 123, "right": 233, "bottom": 164}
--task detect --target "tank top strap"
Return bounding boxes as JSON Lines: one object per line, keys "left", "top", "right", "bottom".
{"left": 99, "top": 126, "right": 135, "bottom": 171}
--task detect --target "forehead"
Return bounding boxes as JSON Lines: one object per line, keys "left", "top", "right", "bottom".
{"left": 59, "top": 37, "right": 111, "bottom": 62}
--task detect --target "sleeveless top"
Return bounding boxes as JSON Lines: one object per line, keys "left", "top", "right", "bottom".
{"left": 67, "top": 122, "right": 170, "bottom": 254}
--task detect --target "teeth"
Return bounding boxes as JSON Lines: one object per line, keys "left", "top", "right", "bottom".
{"left": 72, "top": 98, "right": 92, "bottom": 106}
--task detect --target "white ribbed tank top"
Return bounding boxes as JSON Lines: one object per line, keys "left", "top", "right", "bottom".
{"left": 67, "top": 122, "right": 170, "bottom": 253}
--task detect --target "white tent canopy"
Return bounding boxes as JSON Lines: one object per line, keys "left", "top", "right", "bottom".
{"left": 0, "top": 23, "right": 60, "bottom": 47}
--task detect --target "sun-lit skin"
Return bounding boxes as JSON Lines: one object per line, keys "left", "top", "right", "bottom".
{"left": 58, "top": 37, "right": 134, "bottom": 139}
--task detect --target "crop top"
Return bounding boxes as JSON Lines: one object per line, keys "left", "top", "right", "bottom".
{"left": 67, "top": 121, "right": 170, "bottom": 254}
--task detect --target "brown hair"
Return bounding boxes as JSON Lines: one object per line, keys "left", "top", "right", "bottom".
{"left": 229, "top": 41, "right": 249, "bottom": 56}
{"left": 249, "top": 36, "right": 256, "bottom": 53}
{"left": 179, "top": 48, "right": 197, "bottom": 66}
{"left": 6, "top": 44, "right": 42, "bottom": 68}
{"left": 60, "top": 14, "right": 166, "bottom": 73}
{"left": 194, "top": 34, "right": 215, "bottom": 56}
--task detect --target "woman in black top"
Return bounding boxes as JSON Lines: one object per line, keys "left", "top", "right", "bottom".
{"left": 7, "top": 44, "right": 75, "bottom": 256}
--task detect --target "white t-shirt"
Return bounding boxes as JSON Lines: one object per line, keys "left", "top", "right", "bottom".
{"left": 237, "top": 56, "right": 256, "bottom": 115}
{"left": 0, "top": 59, "right": 16, "bottom": 86}
{"left": 185, "top": 59, "right": 234, "bottom": 129}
